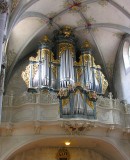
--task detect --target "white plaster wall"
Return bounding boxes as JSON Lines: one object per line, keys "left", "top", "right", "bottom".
{"left": 6, "top": 59, "right": 28, "bottom": 96}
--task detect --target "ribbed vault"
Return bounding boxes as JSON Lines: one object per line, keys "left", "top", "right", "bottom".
{"left": 5, "top": 0, "right": 130, "bottom": 92}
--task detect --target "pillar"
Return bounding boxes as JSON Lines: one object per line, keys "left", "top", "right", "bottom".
{"left": 0, "top": 0, "right": 8, "bottom": 121}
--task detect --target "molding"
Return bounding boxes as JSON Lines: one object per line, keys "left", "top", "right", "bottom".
{"left": 7, "top": 0, "right": 39, "bottom": 39}
{"left": 108, "top": 0, "right": 130, "bottom": 19}
{"left": 0, "top": 133, "right": 128, "bottom": 160}
{"left": 74, "top": 23, "right": 130, "bottom": 34}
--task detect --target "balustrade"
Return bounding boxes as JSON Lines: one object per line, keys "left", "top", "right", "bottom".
{"left": 1, "top": 92, "right": 130, "bottom": 129}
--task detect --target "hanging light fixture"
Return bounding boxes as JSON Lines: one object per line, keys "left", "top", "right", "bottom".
{"left": 65, "top": 141, "right": 71, "bottom": 146}
{"left": 22, "top": 26, "right": 108, "bottom": 119}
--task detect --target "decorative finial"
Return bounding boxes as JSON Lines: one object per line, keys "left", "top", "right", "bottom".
{"left": 62, "top": 25, "right": 72, "bottom": 37}
{"left": 96, "top": 65, "right": 101, "bottom": 69}
{"left": 82, "top": 40, "right": 91, "bottom": 48}
{"left": 40, "top": 35, "right": 51, "bottom": 43}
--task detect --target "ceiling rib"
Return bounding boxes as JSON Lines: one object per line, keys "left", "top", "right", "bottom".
{"left": 16, "top": 12, "right": 49, "bottom": 24}
{"left": 17, "top": 11, "right": 60, "bottom": 29}
{"left": 78, "top": 10, "right": 110, "bottom": 82}
{"left": 81, "top": 0, "right": 98, "bottom": 4}
{"left": 5, "top": 0, "right": 130, "bottom": 93}
{"left": 74, "top": 23, "right": 130, "bottom": 34}
{"left": 7, "top": 0, "right": 39, "bottom": 39}
{"left": 108, "top": 0, "right": 130, "bottom": 19}
{"left": 53, "top": 0, "right": 100, "bottom": 23}
{"left": 53, "top": 8, "right": 70, "bottom": 20}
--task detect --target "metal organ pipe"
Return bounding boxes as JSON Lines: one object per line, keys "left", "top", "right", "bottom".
{"left": 60, "top": 49, "right": 74, "bottom": 88}
{"left": 22, "top": 27, "right": 108, "bottom": 96}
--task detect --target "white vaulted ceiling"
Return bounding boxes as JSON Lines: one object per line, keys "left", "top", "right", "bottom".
{"left": 6, "top": 0, "right": 130, "bottom": 87}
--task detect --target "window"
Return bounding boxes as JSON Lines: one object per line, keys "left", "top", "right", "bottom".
{"left": 123, "top": 41, "right": 130, "bottom": 73}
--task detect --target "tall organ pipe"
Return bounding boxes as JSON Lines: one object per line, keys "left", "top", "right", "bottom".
{"left": 60, "top": 49, "right": 74, "bottom": 88}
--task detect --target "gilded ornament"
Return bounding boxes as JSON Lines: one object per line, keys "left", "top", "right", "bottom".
{"left": 62, "top": 26, "right": 72, "bottom": 37}
{"left": 102, "top": 78, "right": 108, "bottom": 94}
{"left": 56, "top": 148, "right": 70, "bottom": 160}
{"left": 62, "top": 98, "right": 69, "bottom": 107}
{"left": 95, "top": 69, "right": 100, "bottom": 83}
{"left": 51, "top": 65, "right": 57, "bottom": 78}
{"left": 87, "top": 99, "right": 94, "bottom": 109}
{"left": 67, "top": 84, "right": 74, "bottom": 91}
{"left": 52, "top": 59, "right": 60, "bottom": 64}
{"left": 32, "top": 63, "right": 39, "bottom": 79}
{"left": 82, "top": 40, "right": 91, "bottom": 48}
{"left": 74, "top": 61, "right": 81, "bottom": 66}
{"left": 63, "top": 0, "right": 88, "bottom": 13}
{"left": 58, "top": 88, "right": 67, "bottom": 97}
{"left": 74, "top": 54, "right": 93, "bottom": 67}
{"left": 21, "top": 65, "right": 30, "bottom": 87}
{"left": 29, "top": 56, "right": 38, "bottom": 62}
{"left": 74, "top": 82, "right": 82, "bottom": 87}
{"left": 76, "top": 68, "right": 83, "bottom": 81}
{"left": 88, "top": 91, "right": 97, "bottom": 101}
{"left": 40, "top": 35, "right": 51, "bottom": 43}
{"left": 100, "top": 73, "right": 108, "bottom": 94}
{"left": 58, "top": 43, "right": 74, "bottom": 57}
{"left": 62, "top": 121, "right": 94, "bottom": 135}
{"left": 96, "top": 65, "right": 101, "bottom": 69}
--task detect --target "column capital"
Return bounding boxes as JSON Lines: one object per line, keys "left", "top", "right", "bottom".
{"left": 0, "top": 0, "right": 8, "bottom": 14}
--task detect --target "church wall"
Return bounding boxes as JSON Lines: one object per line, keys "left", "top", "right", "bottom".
{"left": 5, "top": 59, "right": 29, "bottom": 96}
{"left": 114, "top": 35, "right": 130, "bottom": 104}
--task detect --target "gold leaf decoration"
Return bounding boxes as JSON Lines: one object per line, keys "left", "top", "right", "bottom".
{"left": 11, "top": 0, "right": 20, "bottom": 13}
{"left": 63, "top": 0, "right": 89, "bottom": 13}
{"left": 77, "top": 17, "right": 97, "bottom": 34}
{"left": 98, "top": 0, "right": 108, "bottom": 6}
{"left": 21, "top": 65, "right": 30, "bottom": 87}
{"left": 56, "top": 148, "right": 70, "bottom": 160}
{"left": 62, "top": 98, "right": 69, "bottom": 107}
{"left": 58, "top": 43, "right": 75, "bottom": 57}
{"left": 87, "top": 99, "right": 94, "bottom": 109}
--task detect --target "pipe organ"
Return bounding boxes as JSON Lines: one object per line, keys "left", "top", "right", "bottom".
{"left": 22, "top": 26, "right": 108, "bottom": 119}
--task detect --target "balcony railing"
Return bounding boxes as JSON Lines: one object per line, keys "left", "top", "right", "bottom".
{"left": 2, "top": 92, "right": 130, "bottom": 129}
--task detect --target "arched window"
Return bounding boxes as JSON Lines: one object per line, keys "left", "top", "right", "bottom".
{"left": 123, "top": 41, "right": 130, "bottom": 73}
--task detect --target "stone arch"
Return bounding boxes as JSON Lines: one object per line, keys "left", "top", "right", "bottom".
{"left": 1, "top": 136, "right": 127, "bottom": 160}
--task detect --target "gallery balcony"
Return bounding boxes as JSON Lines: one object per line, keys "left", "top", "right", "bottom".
{"left": 1, "top": 92, "right": 130, "bottom": 132}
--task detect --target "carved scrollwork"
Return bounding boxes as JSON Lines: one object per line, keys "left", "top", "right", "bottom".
{"left": 58, "top": 43, "right": 75, "bottom": 57}
{"left": 62, "top": 121, "right": 95, "bottom": 135}
{"left": 21, "top": 65, "right": 30, "bottom": 87}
